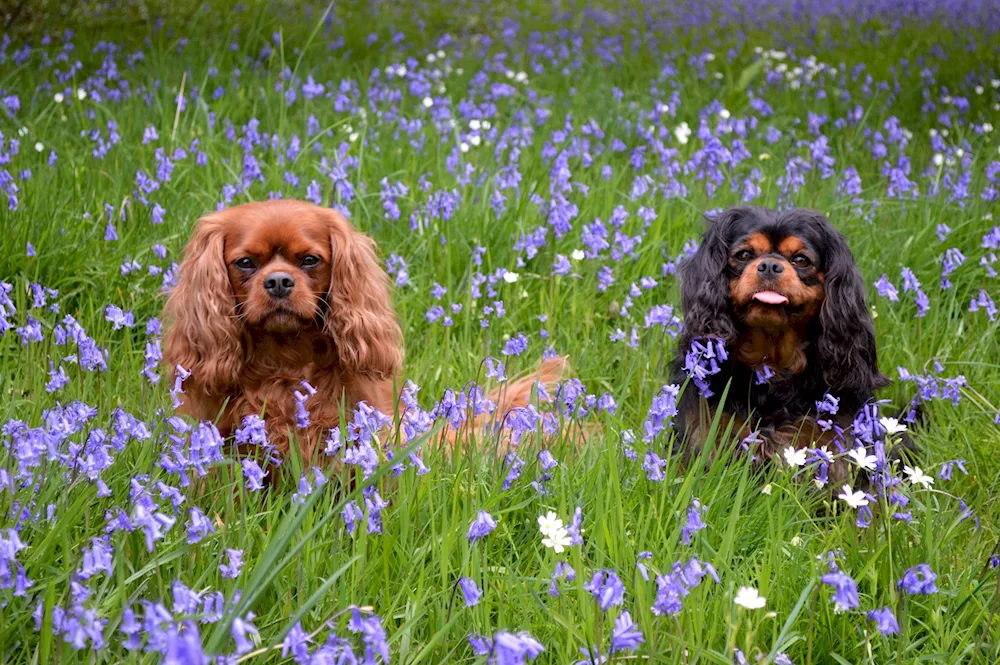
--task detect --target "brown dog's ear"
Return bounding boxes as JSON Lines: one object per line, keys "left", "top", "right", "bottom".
{"left": 163, "top": 216, "right": 243, "bottom": 396}
{"left": 321, "top": 210, "right": 403, "bottom": 379}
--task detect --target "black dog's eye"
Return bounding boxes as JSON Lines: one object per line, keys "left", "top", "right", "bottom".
{"left": 734, "top": 249, "right": 754, "bottom": 262}
{"left": 791, "top": 254, "right": 812, "bottom": 268}
{"left": 234, "top": 257, "right": 256, "bottom": 271}
{"left": 301, "top": 255, "right": 321, "bottom": 268}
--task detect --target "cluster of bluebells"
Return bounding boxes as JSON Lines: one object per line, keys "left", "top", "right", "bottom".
{"left": 682, "top": 337, "right": 728, "bottom": 398}
{"left": 2, "top": 3, "right": 999, "bottom": 661}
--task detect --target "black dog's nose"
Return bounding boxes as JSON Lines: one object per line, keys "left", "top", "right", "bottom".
{"left": 263, "top": 271, "right": 295, "bottom": 299}
{"left": 757, "top": 258, "right": 784, "bottom": 276}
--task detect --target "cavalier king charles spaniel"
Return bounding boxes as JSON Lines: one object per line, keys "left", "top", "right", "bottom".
{"left": 163, "top": 200, "right": 565, "bottom": 467}
{"left": 163, "top": 200, "right": 404, "bottom": 463}
{"left": 673, "top": 206, "right": 889, "bottom": 468}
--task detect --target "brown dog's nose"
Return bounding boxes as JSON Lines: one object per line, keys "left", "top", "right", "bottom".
{"left": 757, "top": 258, "right": 784, "bottom": 277}
{"left": 264, "top": 272, "right": 295, "bottom": 299}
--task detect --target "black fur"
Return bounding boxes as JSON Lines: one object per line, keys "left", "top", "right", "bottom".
{"left": 673, "top": 206, "right": 888, "bottom": 439}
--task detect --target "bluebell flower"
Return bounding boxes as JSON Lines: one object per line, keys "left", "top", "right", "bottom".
{"left": 502, "top": 332, "right": 529, "bottom": 357}
{"left": 495, "top": 448, "right": 525, "bottom": 490}
{"left": 468, "top": 511, "right": 497, "bottom": 542}
{"left": 458, "top": 577, "right": 482, "bottom": 606}
{"left": 610, "top": 610, "right": 644, "bottom": 653}
{"left": 643, "top": 384, "right": 680, "bottom": 442}
{"left": 548, "top": 560, "right": 576, "bottom": 597}
{"left": 484, "top": 356, "right": 507, "bottom": 382}
{"left": 342, "top": 501, "right": 364, "bottom": 536}
{"left": 281, "top": 622, "right": 311, "bottom": 662}
{"left": 347, "top": 609, "right": 391, "bottom": 664}
{"left": 241, "top": 459, "right": 267, "bottom": 491}
{"left": 651, "top": 557, "right": 718, "bottom": 616}
{"left": 293, "top": 380, "right": 317, "bottom": 429}
{"left": 231, "top": 613, "right": 259, "bottom": 655}
{"left": 867, "top": 607, "right": 900, "bottom": 635}
{"left": 682, "top": 337, "right": 728, "bottom": 398}
{"left": 874, "top": 275, "right": 899, "bottom": 301}
{"left": 642, "top": 451, "right": 667, "bottom": 482}
{"left": 939, "top": 459, "right": 968, "bottom": 480}
{"left": 491, "top": 631, "right": 544, "bottom": 664}
{"left": 680, "top": 498, "right": 707, "bottom": 545}
{"left": 185, "top": 507, "right": 215, "bottom": 544}
{"left": 219, "top": 549, "right": 244, "bottom": 579}
{"left": 898, "top": 564, "right": 937, "bottom": 595}
{"left": 584, "top": 569, "right": 626, "bottom": 611}
{"left": 567, "top": 506, "right": 583, "bottom": 546}
{"left": 820, "top": 569, "right": 859, "bottom": 610}
{"left": 468, "top": 633, "right": 492, "bottom": 656}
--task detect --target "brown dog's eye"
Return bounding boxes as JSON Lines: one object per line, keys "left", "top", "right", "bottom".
{"left": 234, "top": 257, "right": 256, "bottom": 271}
{"left": 791, "top": 255, "right": 812, "bottom": 268}
{"left": 301, "top": 255, "right": 321, "bottom": 268}
{"left": 734, "top": 249, "right": 754, "bottom": 262}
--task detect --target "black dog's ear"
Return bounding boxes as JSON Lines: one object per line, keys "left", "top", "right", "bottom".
{"left": 678, "top": 208, "right": 744, "bottom": 348}
{"left": 810, "top": 211, "right": 890, "bottom": 401}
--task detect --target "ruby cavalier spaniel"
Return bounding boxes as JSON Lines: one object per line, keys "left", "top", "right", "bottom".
{"left": 163, "top": 200, "right": 563, "bottom": 467}
{"left": 163, "top": 200, "right": 404, "bottom": 463}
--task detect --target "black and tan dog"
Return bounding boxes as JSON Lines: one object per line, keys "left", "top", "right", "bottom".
{"left": 673, "top": 206, "right": 889, "bottom": 468}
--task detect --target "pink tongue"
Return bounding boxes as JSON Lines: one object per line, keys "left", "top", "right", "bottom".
{"left": 753, "top": 290, "right": 789, "bottom": 305}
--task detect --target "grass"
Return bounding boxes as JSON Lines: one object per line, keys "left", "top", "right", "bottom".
{"left": 1, "top": 0, "right": 1000, "bottom": 662}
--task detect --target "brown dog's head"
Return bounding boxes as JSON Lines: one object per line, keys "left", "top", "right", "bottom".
{"left": 679, "top": 206, "right": 888, "bottom": 396}
{"left": 163, "top": 200, "right": 402, "bottom": 394}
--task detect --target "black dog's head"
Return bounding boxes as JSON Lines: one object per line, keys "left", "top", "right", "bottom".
{"left": 678, "top": 206, "right": 888, "bottom": 400}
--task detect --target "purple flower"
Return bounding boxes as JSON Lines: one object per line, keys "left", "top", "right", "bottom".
{"left": 939, "top": 459, "right": 968, "bottom": 480}
{"left": 969, "top": 289, "right": 998, "bottom": 321}
{"left": 874, "top": 275, "right": 899, "bottom": 301}
{"left": 468, "top": 633, "right": 492, "bottom": 656}
{"left": 867, "top": 607, "right": 900, "bottom": 635}
{"left": 458, "top": 577, "right": 482, "bottom": 607}
{"left": 241, "top": 459, "right": 267, "bottom": 491}
{"left": 643, "top": 451, "right": 667, "bottom": 482}
{"left": 231, "top": 613, "right": 259, "bottom": 655}
{"left": 643, "top": 384, "right": 680, "bottom": 442}
{"left": 682, "top": 337, "right": 728, "bottom": 398}
{"left": 610, "top": 610, "right": 645, "bottom": 653}
{"left": 293, "top": 380, "right": 316, "bottom": 428}
{"left": 78, "top": 537, "right": 113, "bottom": 580}
{"left": 567, "top": 506, "right": 583, "bottom": 546}
{"left": 491, "top": 631, "right": 545, "bottom": 664}
{"left": 281, "top": 622, "right": 311, "bottom": 662}
{"left": 501, "top": 453, "right": 524, "bottom": 490}
{"left": 549, "top": 560, "right": 577, "bottom": 597}
{"left": 46, "top": 361, "right": 69, "bottom": 393}
{"left": 820, "top": 569, "right": 859, "bottom": 610}
{"left": 468, "top": 511, "right": 497, "bottom": 542}
{"left": 940, "top": 248, "right": 965, "bottom": 288}
{"left": 502, "top": 332, "right": 529, "bottom": 357}
{"left": 898, "top": 564, "right": 938, "bottom": 595}
{"left": 583, "top": 569, "right": 626, "bottom": 611}
{"left": 186, "top": 507, "right": 215, "bottom": 544}
{"left": 219, "top": 549, "right": 244, "bottom": 579}
{"left": 680, "top": 498, "right": 707, "bottom": 545}
{"left": 651, "top": 557, "right": 719, "bottom": 616}
{"left": 348, "top": 610, "right": 391, "bottom": 664}
{"left": 342, "top": 501, "right": 364, "bottom": 536}
{"left": 16, "top": 316, "right": 43, "bottom": 345}
{"left": 104, "top": 304, "right": 135, "bottom": 330}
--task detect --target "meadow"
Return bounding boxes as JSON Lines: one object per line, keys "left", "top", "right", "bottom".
{"left": 1, "top": 0, "right": 1000, "bottom": 662}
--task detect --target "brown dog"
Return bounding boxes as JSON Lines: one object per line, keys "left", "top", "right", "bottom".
{"left": 163, "top": 200, "right": 565, "bottom": 466}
